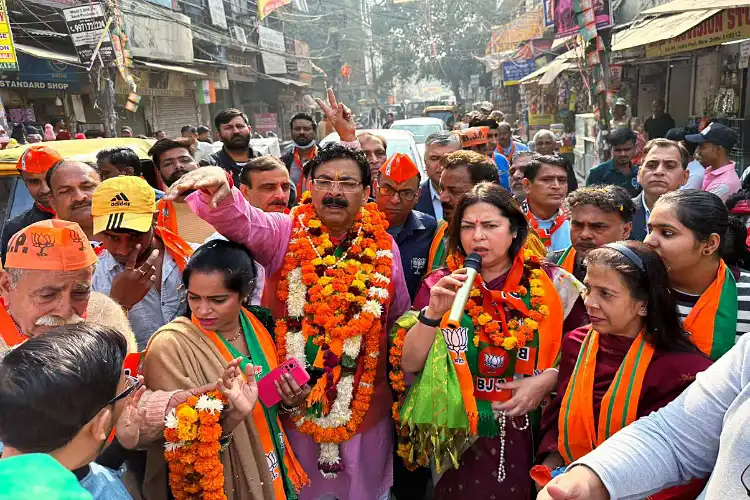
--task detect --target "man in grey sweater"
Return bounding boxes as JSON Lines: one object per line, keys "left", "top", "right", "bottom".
{"left": 539, "top": 333, "right": 750, "bottom": 499}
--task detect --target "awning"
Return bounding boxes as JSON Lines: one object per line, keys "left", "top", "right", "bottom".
{"left": 519, "top": 49, "right": 578, "bottom": 85}
{"left": 263, "top": 74, "right": 310, "bottom": 87}
{"left": 612, "top": 9, "right": 719, "bottom": 52}
{"left": 643, "top": 0, "right": 750, "bottom": 15}
{"left": 134, "top": 60, "right": 208, "bottom": 77}
{"left": 551, "top": 35, "right": 575, "bottom": 51}
{"left": 15, "top": 43, "right": 80, "bottom": 65}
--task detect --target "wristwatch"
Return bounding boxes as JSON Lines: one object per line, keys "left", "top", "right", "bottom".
{"left": 418, "top": 307, "right": 441, "bottom": 328}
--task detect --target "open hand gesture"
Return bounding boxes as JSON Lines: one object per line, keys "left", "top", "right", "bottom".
{"left": 163, "top": 166, "right": 230, "bottom": 209}
{"left": 116, "top": 378, "right": 146, "bottom": 449}
{"left": 218, "top": 358, "right": 259, "bottom": 418}
{"left": 316, "top": 88, "right": 357, "bottom": 142}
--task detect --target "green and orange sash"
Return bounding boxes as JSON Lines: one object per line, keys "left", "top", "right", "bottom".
{"left": 195, "top": 309, "right": 308, "bottom": 499}
{"left": 681, "top": 260, "right": 737, "bottom": 361}
{"left": 154, "top": 226, "right": 193, "bottom": 272}
{"left": 427, "top": 220, "right": 448, "bottom": 272}
{"left": 443, "top": 248, "right": 564, "bottom": 436}
{"left": 556, "top": 246, "right": 576, "bottom": 275}
{"left": 521, "top": 201, "right": 567, "bottom": 250}
{"left": 558, "top": 328, "right": 655, "bottom": 465}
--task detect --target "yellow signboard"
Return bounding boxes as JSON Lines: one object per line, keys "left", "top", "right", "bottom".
{"left": 488, "top": 8, "right": 545, "bottom": 54}
{"left": 0, "top": 0, "right": 18, "bottom": 72}
{"left": 647, "top": 8, "right": 750, "bottom": 58}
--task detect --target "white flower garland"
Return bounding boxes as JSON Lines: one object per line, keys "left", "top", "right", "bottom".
{"left": 318, "top": 442, "right": 342, "bottom": 479}
{"left": 342, "top": 335, "right": 362, "bottom": 359}
{"left": 286, "top": 268, "right": 306, "bottom": 318}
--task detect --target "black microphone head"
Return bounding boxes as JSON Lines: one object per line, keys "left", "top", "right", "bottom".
{"left": 464, "top": 253, "right": 482, "bottom": 271}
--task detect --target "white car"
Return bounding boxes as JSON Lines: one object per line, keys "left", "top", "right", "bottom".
{"left": 390, "top": 117, "right": 447, "bottom": 158}
{"left": 320, "top": 129, "right": 426, "bottom": 178}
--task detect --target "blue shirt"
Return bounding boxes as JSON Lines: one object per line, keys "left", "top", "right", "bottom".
{"left": 79, "top": 463, "right": 132, "bottom": 500}
{"left": 388, "top": 210, "right": 437, "bottom": 300}
{"left": 493, "top": 151, "right": 511, "bottom": 190}
{"left": 429, "top": 182, "right": 443, "bottom": 221}
{"left": 534, "top": 215, "right": 572, "bottom": 252}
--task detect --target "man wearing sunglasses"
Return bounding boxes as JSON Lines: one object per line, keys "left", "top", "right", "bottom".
{"left": 0, "top": 323, "right": 141, "bottom": 499}
{"left": 375, "top": 153, "right": 437, "bottom": 301}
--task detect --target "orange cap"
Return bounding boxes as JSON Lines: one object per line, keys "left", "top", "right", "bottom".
{"left": 5, "top": 220, "right": 98, "bottom": 271}
{"left": 379, "top": 153, "right": 420, "bottom": 183}
{"left": 454, "top": 126, "right": 489, "bottom": 147}
{"left": 16, "top": 145, "right": 63, "bottom": 174}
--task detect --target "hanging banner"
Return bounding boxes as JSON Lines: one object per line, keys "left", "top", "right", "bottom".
{"left": 488, "top": 8, "right": 545, "bottom": 54}
{"left": 0, "top": 0, "right": 17, "bottom": 71}
{"left": 63, "top": 3, "right": 115, "bottom": 64}
{"left": 258, "top": 26, "right": 287, "bottom": 75}
{"left": 647, "top": 8, "right": 750, "bottom": 58}
{"left": 258, "top": 0, "right": 290, "bottom": 20}
{"left": 554, "top": 0, "right": 612, "bottom": 37}
{"left": 502, "top": 59, "right": 536, "bottom": 86}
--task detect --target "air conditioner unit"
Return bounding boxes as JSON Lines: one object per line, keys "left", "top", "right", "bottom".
{"left": 230, "top": 26, "right": 247, "bottom": 44}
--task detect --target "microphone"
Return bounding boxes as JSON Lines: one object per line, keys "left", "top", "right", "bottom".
{"left": 444, "top": 253, "right": 482, "bottom": 329}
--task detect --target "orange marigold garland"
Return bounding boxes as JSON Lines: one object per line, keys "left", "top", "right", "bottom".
{"left": 164, "top": 390, "right": 228, "bottom": 500}
{"left": 275, "top": 191, "right": 393, "bottom": 477}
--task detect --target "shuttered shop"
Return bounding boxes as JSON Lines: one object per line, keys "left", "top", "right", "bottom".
{"left": 152, "top": 93, "right": 200, "bottom": 138}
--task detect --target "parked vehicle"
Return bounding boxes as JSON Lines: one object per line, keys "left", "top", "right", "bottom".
{"left": 390, "top": 117, "right": 447, "bottom": 158}
{"left": 423, "top": 105, "right": 457, "bottom": 129}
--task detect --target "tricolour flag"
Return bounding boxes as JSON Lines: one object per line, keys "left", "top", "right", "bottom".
{"left": 197, "top": 80, "right": 216, "bottom": 105}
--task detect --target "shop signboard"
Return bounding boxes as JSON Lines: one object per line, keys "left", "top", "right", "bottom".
{"left": 554, "top": 0, "right": 612, "bottom": 37}
{"left": 502, "top": 59, "right": 536, "bottom": 86}
{"left": 488, "top": 8, "right": 544, "bottom": 54}
{"left": 115, "top": 69, "right": 186, "bottom": 96}
{"left": 0, "top": 0, "right": 17, "bottom": 71}
{"left": 121, "top": 2, "right": 193, "bottom": 64}
{"left": 295, "top": 40, "right": 312, "bottom": 74}
{"left": 63, "top": 3, "right": 115, "bottom": 64}
{"left": 226, "top": 50, "right": 258, "bottom": 83}
{"left": 258, "top": 26, "right": 287, "bottom": 75}
{"left": 254, "top": 112, "right": 278, "bottom": 134}
{"left": 0, "top": 54, "right": 87, "bottom": 90}
{"left": 543, "top": 0, "right": 554, "bottom": 27}
{"left": 646, "top": 8, "right": 750, "bottom": 58}
{"left": 207, "top": 0, "right": 227, "bottom": 30}
{"left": 285, "top": 38, "right": 298, "bottom": 74}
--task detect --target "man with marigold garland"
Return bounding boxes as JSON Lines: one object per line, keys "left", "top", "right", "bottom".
{"left": 164, "top": 89, "right": 411, "bottom": 500}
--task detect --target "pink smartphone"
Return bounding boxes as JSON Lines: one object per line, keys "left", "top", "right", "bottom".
{"left": 257, "top": 357, "right": 311, "bottom": 408}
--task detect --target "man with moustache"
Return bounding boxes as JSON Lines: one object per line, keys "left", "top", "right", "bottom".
{"left": 509, "top": 151, "right": 533, "bottom": 202}
{"left": 91, "top": 176, "right": 192, "bottom": 349}
{"left": 0, "top": 145, "right": 59, "bottom": 264}
{"left": 358, "top": 131, "right": 389, "bottom": 184}
{"left": 630, "top": 138, "right": 689, "bottom": 241}
{"left": 200, "top": 108, "right": 260, "bottom": 185}
{"left": 427, "top": 150, "right": 500, "bottom": 271}
{"left": 495, "top": 121, "right": 529, "bottom": 163}
{"left": 45, "top": 160, "right": 102, "bottom": 249}
{"left": 375, "top": 153, "right": 436, "bottom": 300}
{"left": 239, "top": 156, "right": 293, "bottom": 213}
{"left": 548, "top": 185, "right": 635, "bottom": 281}
{"left": 415, "top": 131, "right": 461, "bottom": 219}
{"left": 281, "top": 112, "right": 318, "bottom": 195}
{"left": 521, "top": 155, "right": 571, "bottom": 251}
{"left": 0, "top": 219, "right": 137, "bottom": 354}
{"left": 150, "top": 138, "right": 216, "bottom": 244}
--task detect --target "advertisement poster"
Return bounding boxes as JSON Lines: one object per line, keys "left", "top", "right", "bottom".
{"left": 647, "top": 8, "right": 750, "bottom": 58}
{"left": 63, "top": 3, "right": 114, "bottom": 64}
{"left": 554, "top": 0, "right": 612, "bottom": 37}
{"left": 0, "top": 0, "right": 17, "bottom": 71}
{"left": 254, "top": 113, "right": 278, "bottom": 134}
{"left": 258, "top": 26, "right": 287, "bottom": 75}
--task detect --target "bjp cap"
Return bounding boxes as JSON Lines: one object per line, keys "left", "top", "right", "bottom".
{"left": 16, "top": 145, "right": 63, "bottom": 174}
{"left": 379, "top": 153, "right": 420, "bottom": 183}
{"left": 5, "top": 219, "right": 97, "bottom": 271}
{"left": 92, "top": 176, "right": 156, "bottom": 235}
{"left": 454, "top": 126, "right": 489, "bottom": 147}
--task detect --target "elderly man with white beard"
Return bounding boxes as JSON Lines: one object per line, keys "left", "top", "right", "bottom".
{"left": 0, "top": 219, "right": 137, "bottom": 354}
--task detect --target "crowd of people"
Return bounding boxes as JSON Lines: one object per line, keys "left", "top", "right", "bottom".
{"left": 0, "top": 88, "right": 749, "bottom": 500}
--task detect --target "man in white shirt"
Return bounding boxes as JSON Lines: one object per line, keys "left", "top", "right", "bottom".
{"left": 666, "top": 127, "right": 705, "bottom": 190}
{"left": 415, "top": 131, "right": 461, "bottom": 220}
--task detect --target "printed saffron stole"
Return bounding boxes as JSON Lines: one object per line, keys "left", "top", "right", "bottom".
{"left": 681, "top": 259, "right": 737, "bottom": 361}
{"left": 556, "top": 246, "right": 576, "bottom": 275}
{"left": 154, "top": 226, "right": 193, "bottom": 272}
{"left": 195, "top": 309, "right": 308, "bottom": 499}
{"left": 447, "top": 250, "right": 564, "bottom": 436}
{"left": 558, "top": 328, "right": 655, "bottom": 465}
{"left": 521, "top": 201, "right": 567, "bottom": 249}
{"left": 427, "top": 220, "right": 448, "bottom": 272}
{"left": 157, "top": 199, "right": 178, "bottom": 235}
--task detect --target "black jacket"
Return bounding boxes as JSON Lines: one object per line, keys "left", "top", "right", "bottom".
{"left": 1, "top": 203, "right": 55, "bottom": 264}
{"left": 415, "top": 179, "right": 437, "bottom": 219}
{"left": 199, "top": 147, "right": 260, "bottom": 185}
{"left": 630, "top": 194, "right": 648, "bottom": 242}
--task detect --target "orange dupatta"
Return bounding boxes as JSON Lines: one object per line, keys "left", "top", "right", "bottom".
{"left": 427, "top": 220, "right": 449, "bottom": 272}
{"left": 157, "top": 199, "right": 179, "bottom": 235}
{"left": 558, "top": 328, "right": 655, "bottom": 464}
{"left": 556, "top": 246, "right": 577, "bottom": 275}
{"left": 195, "top": 309, "right": 309, "bottom": 498}
{"left": 154, "top": 226, "right": 193, "bottom": 272}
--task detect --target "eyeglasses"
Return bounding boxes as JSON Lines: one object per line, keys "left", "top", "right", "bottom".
{"left": 377, "top": 184, "right": 417, "bottom": 201}
{"left": 106, "top": 374, "right": 142, "bottom": 407}
{"left": 311, "top": 178, "right": 362, "bottom": 193}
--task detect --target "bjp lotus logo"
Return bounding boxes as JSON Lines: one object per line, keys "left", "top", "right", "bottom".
{"left": 484, "top": 353, "right": 506, "bottom": 373}
{"left": 442, "top": 327, "right": 468, "bottom": 359}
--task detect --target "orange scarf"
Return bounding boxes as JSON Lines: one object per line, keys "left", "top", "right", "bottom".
{"left": 558, "top": 328, "right": 655, "bottom": 464}
{"left": 194, "top": 309, "right": 308, "bottom": 498}
{"left": 556, "top": 246, "right": 576, "bottom": 274}
{"left": 0, "top": 303, "right": 25, "bottom": 348}
{"left": 157, "top": 199, "right": 178, "bottom": 235}
{"left": 521, "top": 201, "right": 567, "bottom": 249}
{"left": 681, "top": 260, "right": 737, "bottom": 360}
{"left": 293, "top": 146, "right": 316, "bottom": 195}
{"left": 427, "top": 221, "right": 448, "bottom": 271}
{"left": 496, "top": 142, "right": 516, "bottom": 161}
{"left": 153, "top": 226, "right": 193, "bottom": 272}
